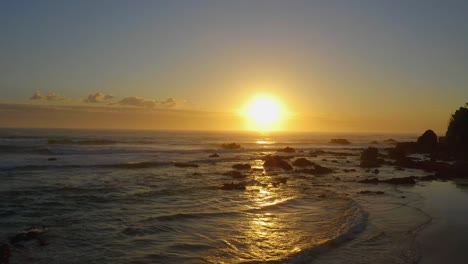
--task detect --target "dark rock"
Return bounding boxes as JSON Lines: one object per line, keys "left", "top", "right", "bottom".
{"left": 383, "top": 138, "right": 398, "bottom": 144}
{"left": 343, "top": 169, "right": 356, "bottom": 173}
{"left": 0, "top": 243, "right": 10, "bottom": 262}
{"left": 381, "top": 176, "right": 416, "bottom": 185}
{"left": 418, "top": 174, "right": 437, "bottom": 181}
{"left": 297, "top": 164, "right": 333, "bottom": 175}
{"left": 221, "top": 143, "right": 241, "bottom": 149}
{"left": 358, "top": 176, "right": 416, "bottom": 185}
{"left": 174, "top": 162, "right": 199, "bottom": 168}
{"left": 309, "top": 150, "right": 326, "bottom": 156}
{"left": 9, "top": 226, "right": 48, "bottom": 246}
{"left": 276, "top": 177, "right": 288, "bottom": 184}
{"left": 435, "top": 160, "right": 468, "bottom": 179}
{"left": 358, "top": 190, "right": 385, "bottom": 195}
{"left": 446, "top": 106, "right": 468, "bottom": 159}
{"left": 47, "top": 158, "right": 57, "bottom": 161}
{"left": 292, "top": 158, "right": 315, "bottom": 167}
{"left": 192, "top": 172, "right": 202, "bottom": 176}
{"left": 232, "top": 164, "right": 251, "bottom": 170}
{"left": 252, "top": 168, "right": 264, "bottom": 172}
{"left": 223, "top": 171, "right": 245, "bottom": 178}
{"left": 360, "top": 147, "right": 382, "bottom": 168}
{"left": 278, "top": 147, "right": 295, "bottom": 153}
{"left": 220, "top": 182, "right": 246, "bottom": 190}
{"left": 209, "top": 153, "right": 220, "bottom": 158}
{"left": 357, "top": 178, "right": 379, "bottom": 184}
{"left": 373, "top": 169, "right": 380, "bottom": 174}
{"left": 48, "top": 139, "right": 74, "bottom": 145}
{"left": 330, "top": 139, "right": 351, "bottom": 145}
{"left": 370, "top": 140, "right": 379, "bottom": 144}
{"left": 263, "top": 155, "right": 293, "bottom": 170}
{"left": 417, "top": 130, "right": 438, "bottom": 153}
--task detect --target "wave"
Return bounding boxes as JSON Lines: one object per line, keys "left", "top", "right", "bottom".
{"left": 268, "top": 199, "right": 368, "bottom": 264}
{"left": 154, "top": 211, "right": 237, "bottom": 221}
{"left": 0, "top": 145, "right": 53, "bottom": 155}
{"left": 48, "top": 139, "right": 117, "bottom": 145}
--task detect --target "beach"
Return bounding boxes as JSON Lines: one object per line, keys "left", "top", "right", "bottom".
{"left": 413, "top": 181, "right": 468, "bottom": 264}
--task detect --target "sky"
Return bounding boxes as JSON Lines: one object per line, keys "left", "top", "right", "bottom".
{"left": 1, "top": 0, "right": 467, "bottom": 133}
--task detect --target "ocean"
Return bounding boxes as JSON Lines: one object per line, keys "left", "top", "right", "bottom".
{"left": 0, "top": 128, "right": 434, "bottom": 263}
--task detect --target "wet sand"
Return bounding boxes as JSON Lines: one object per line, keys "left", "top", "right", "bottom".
{"left": 411, "top": 181, "right": 468, "bottom": 264}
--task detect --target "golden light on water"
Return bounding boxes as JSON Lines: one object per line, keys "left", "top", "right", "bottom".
{"left": 243, "top": 95, "right": 286, "bottom": 131}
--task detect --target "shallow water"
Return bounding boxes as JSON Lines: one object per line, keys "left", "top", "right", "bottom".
{"left": 0, "top": 129, "right": 436, "bottom": 263}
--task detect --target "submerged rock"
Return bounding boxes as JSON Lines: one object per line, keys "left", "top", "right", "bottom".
{"left": 382, "top": 176, "right": 416, "bottom": 185}
{"left": 278, "top": 147, "right": 295, "bottom": 153}
{"left": 263, "top": 155, "right": 293, "bottom": 170}
{"left": 209, "top": 153, "right": 220, "bottom": 158}
{"left": 292, "top": 158, "right": 315, "bottom": 167}
{"left": 220, "top": 182, "right": 246, "bottom": 190}
{"left": 357, "top": 178, "right": 380, "bottom": 184}
{"left": 358, "top": 176, "right": 416, "bottom": 185}
{"left": 383, "top": 138, "right": 398, "bottom": 144}
{"left": 232, "top": 164, "right": 251, "bottom": 170}
{"left": 330, "top": 139, "right": 351, "bottom": 145}
{"left": 297, "top": 164, "right": 333, "bottom": 175}
{"left": 9, "top": 226, "right": 48, "bottom": 247}
{"left": 174, "top": 162, "right": 199, "bottom": 168}
{"left": 223, "top": 171, "right": 246, "bottom": 179}
{"left": 358, "top": 190, "right": 385, "bottom": 195}
{"left": 221, "top": 143, "right": 241, "bottom": 149}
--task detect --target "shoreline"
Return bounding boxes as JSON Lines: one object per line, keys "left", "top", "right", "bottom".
{"left": 408, "top": 181, "right": 468, "bottom": 264}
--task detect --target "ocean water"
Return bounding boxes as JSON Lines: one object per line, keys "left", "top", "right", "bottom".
{"left": 0, "top": 129, "right": 433, "bottom": 263}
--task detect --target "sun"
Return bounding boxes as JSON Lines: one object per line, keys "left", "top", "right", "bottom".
{"left": 244, "top": 95, "right": 285, "bottom": 131}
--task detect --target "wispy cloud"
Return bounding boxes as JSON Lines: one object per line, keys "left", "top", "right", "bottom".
{"left": 83, "top": 92, "right": 114, "bottom": 103}
{"left": 29, "top": 91, "right": 66, "bottom": 101}
{"left": 112, "top": 96, "right": 185, "bottom": 109}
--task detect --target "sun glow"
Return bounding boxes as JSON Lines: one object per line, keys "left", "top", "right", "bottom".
{"left": 244, "top": 95, "right": 285, "bottom": 131}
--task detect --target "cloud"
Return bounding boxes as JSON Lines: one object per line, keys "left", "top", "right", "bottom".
{"left": 83, "top": 92, "right": 114, "bottom": 103}
{"left": 29, "top": 91, "right": 66, "bottom": 101}
{"left": 112, "top": 96, "right": 185, "bottom": 109}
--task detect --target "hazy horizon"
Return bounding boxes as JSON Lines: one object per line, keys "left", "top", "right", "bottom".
{"left": 1, "top": 1, "right": 467, "bottom": 133}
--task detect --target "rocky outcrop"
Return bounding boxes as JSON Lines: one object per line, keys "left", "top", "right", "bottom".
{"left": 209, "top": 153, "right": 220, "bottom": 158}
{"left": 417, "top": 130, "right": 438, "bottom": 153}
{"left": 263, "top": 155, "right": 293, "bottom": 170}
{"left": 446, "top": 106, "right": 468, "bottom": 158}
{"left": 360, "top": 147, "right": 383, "bottom": 167}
